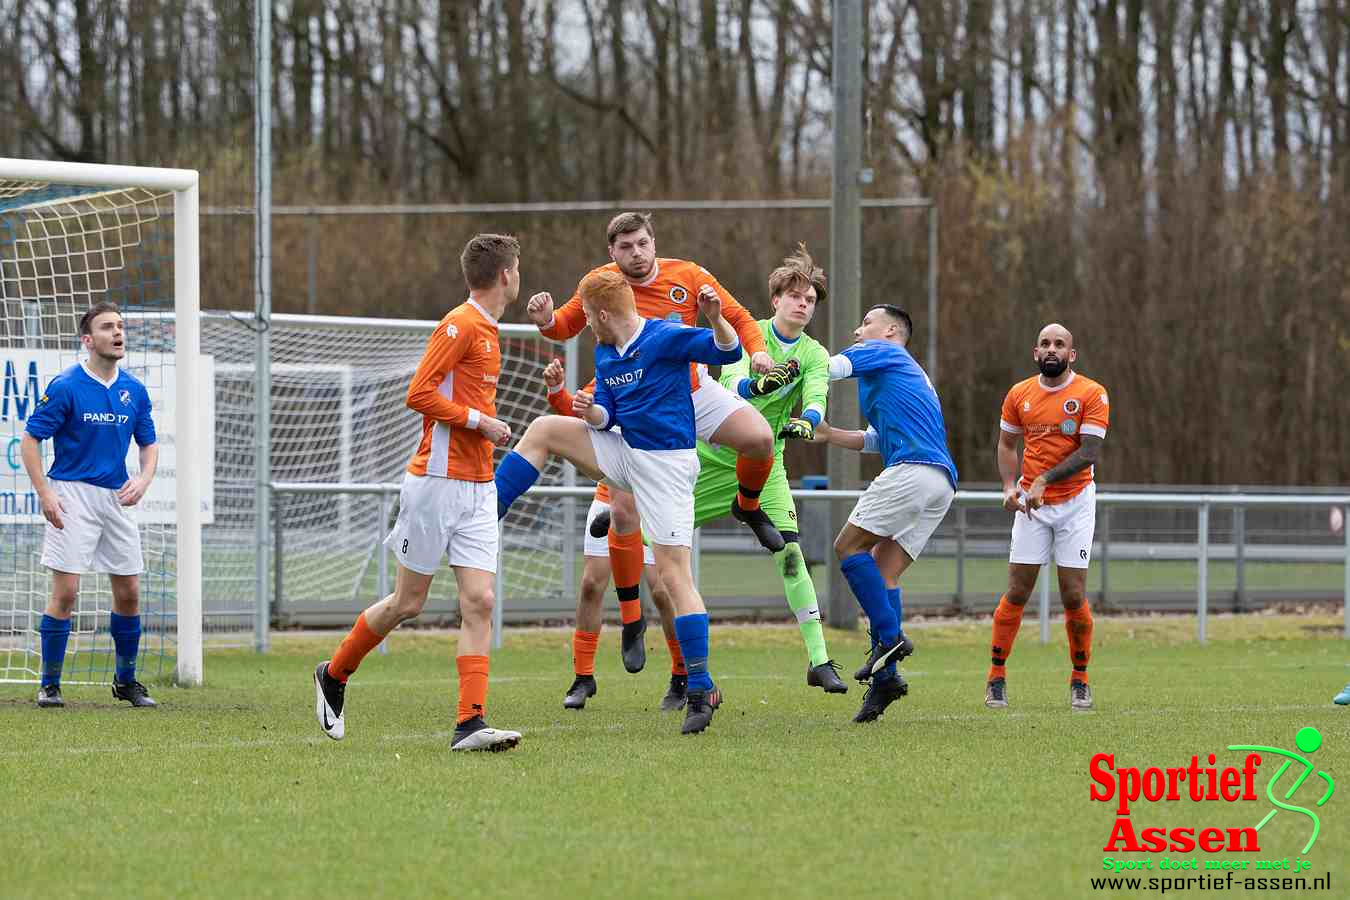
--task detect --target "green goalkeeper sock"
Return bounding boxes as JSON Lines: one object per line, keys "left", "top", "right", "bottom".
{"left": 774, "top": 542, "right": 829, "bottom": 667}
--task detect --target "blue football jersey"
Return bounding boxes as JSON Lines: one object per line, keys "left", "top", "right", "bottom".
{"left": 24, "top": 363, "right": 156, "bottom": 489}
{"left": 830, "top": 340, "right": 958, "bottom": 487}
{"left": 592, "top": 318, "right": 741, "bottom": 451}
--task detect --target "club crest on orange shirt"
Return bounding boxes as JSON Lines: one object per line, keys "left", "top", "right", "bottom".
{"left": 1063, "top": 397, "right": 1081, "bottom": 415}
{"left": 669, "top": 286, "right": 689, "bottom": 304}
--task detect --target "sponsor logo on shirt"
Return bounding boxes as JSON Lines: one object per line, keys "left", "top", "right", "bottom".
{"left": 604, "top": 370, "right": 644, "bottom": 387}
{"left": 1060, "top": 419, "right": 1078, "bottom": 435}
{"left": 446, "top": 323, "right": 459, "bottom": 340}
{"left": 83, "top": 412, "right": 130, "bottom": 425}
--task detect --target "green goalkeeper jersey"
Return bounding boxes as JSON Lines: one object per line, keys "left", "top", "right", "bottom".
{"left": 700, "top": 319, "right": 830, "bottom": 469}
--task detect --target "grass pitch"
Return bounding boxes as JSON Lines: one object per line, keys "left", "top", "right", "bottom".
{"left": 5, "top": 615, "right": 1349, "bottom": 899}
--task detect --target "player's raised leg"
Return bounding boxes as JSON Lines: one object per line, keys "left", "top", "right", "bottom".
{"left": 316, "top": 562, "right": 433, "bottom": 740}
{"left": 703, "top": 396, "right": 784, "bottom": 553}
{"left": 835, "top": 523, "right": 915, "bottom": 722}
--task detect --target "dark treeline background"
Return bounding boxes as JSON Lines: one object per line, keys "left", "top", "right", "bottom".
{"left": 3, "top": 1, "right": 1348, "bottom": 485}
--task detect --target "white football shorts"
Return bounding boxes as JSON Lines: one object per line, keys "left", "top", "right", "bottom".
{"left": 848, "top": 463, "right": 955, "bottom": 561}
{"left": 385, "top": 473, "right": 498, "bottom": 575}
{"left": 41, "top": 479, "right": 144, "bottom": 576}
{"left": 1009, "top": 481, "right": 1097, "bottom": 568}
{"left": 692, "top": 373, "right": 752, "bottom": 444}
{"left": 588, "top": 430, "right": 699, "bottom": 547}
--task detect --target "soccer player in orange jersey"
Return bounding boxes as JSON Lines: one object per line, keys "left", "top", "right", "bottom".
{"left": 313, "top": 234, "right": 523, "bottom": 752}
{"left": 525, "top": 212, "right": 790, "bottom": 673}
{"left": 539, "top": 359, "right": 689, "bottom": 711}
{"left": 986, "top": 323, "right": 1110, "bottom": 712}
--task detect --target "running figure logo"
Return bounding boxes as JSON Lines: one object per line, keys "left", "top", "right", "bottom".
{"left": 1227, "top": 726, "right": 1335, "bottom": 854}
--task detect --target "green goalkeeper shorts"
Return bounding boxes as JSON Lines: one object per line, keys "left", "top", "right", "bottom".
{"left": 692, "top": 457, "right": 799, "bottom": 535}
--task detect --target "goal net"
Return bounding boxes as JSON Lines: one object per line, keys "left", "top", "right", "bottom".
{"left": 203, "top": 312, "right": 576, "bottom": 630}
{"left": 0, "top": 159, "right": 203, "bottom": 686}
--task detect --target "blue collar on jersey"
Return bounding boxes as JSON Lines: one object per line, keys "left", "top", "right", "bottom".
{"left": 770, "top": 322, "right": 801, "bottom": 346}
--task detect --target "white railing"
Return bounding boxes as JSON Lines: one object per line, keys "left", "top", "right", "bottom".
{"left": 270, "top": 482, "right": 1350, "bottom": 645}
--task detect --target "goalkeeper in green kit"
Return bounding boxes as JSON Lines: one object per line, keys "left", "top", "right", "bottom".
{"left": 694, "top": 245, "right": 848, "bottom": 694}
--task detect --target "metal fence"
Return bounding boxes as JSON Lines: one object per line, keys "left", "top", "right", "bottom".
{"left": 270, "top": 482, "right": 1350, "bottom": 645}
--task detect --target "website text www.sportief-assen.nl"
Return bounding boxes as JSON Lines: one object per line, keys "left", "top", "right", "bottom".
{"left": 1088, "top": 871, "right": 1332, "bottom": 893}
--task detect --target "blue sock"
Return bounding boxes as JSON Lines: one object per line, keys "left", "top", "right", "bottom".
{"left": 840, "top": 552, "right": 898, "bottom": 645}
{"left": 494, "top": 451, "right": 540, "bottom": 519}
{"left": 674, "top": 613, "right": 714, "bottom": 692}
{"left": 888, "top": 586, "right": 903, "bottom": 632}
{"left": 39, "top": 615, "right": 71, "bottom": 688}
{"left": 109, "top": 612, "right": 142, "bottom": 682}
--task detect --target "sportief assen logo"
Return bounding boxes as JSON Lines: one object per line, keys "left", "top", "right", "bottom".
{"left": 1091, "top": 727, "right": 1335, "bottom": 855}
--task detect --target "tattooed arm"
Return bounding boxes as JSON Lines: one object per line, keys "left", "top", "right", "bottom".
{"left": 1025, "top": 436, "right": 1104, "bottom": 509}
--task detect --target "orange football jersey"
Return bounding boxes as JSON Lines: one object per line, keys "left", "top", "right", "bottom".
{"left": 540, "top": 258, "right": 766, "bottom": 389}
{"left": 999, "top": 371, "right": 1109, "bottom": 504}
{"left": 406, "top": 299, "right": 501, "bottom": 482}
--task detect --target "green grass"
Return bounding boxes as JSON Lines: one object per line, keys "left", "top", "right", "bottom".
{"left": 5, "top": 616, "right": 1350, "bottom": 899}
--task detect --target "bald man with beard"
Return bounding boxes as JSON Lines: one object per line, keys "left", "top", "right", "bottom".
{"left": 985, "top": 324, "right": 1110, "bottom": 712}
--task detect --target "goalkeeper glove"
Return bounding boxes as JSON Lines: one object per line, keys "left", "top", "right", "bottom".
{"left": 778, "top": 418, "right": 815, "bottom": 441}
{"left": 748, "top": 358, "right": 800, "bottom": 397}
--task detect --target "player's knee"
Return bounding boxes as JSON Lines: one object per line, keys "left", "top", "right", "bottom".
{"left": 833, "top": 533, "right": 861, "bottom": 561}
{"left": 392, "top": 591, "right": 428, "bottom": 621}
{"left": 743, "top": 424, "right": 774, "bottom": 458}
{"left": 458, "top": 587, "right": 495, "bottom": 621}
{"left": 579, "top": 572, "right": 608, "bottom": 604}
{"left": 49, "top": 592, "right": 77, "bottom": 617}
{"left": 1061, "top": 590, "right": 1087, "bottom": 611}
{"left": 609, "top": 505, "right": 638, "bottom": 534}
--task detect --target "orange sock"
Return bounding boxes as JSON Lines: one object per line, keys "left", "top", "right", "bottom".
{"left": 456, "top": 654, "right": 490, "bottom": 723}
{"left": 666, "top": 637, "right": 686, "bottom": 675}
{"left": 735, "top": 455, "right": 775, "bottom": 511}
{"left": 609, "top": 529, "right": 645, "bottom": 624}
{"left": 987, "top": 595, "right": 1025, "bottom": 682}
{"left": 329, "top": 612, "right": 385, "bottom": 682}
{"left": 573, "top": 630, "right": 600, "bottom": 676}
{"left": 1065, "top": 601, "right": 1093, "bottom": 683}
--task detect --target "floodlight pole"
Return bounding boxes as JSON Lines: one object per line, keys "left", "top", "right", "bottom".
{"left": 827, "top": 0, "right": 863, "bottom": 629}
{"left": 253, "top": 0, "right": 273, "bottom": 652}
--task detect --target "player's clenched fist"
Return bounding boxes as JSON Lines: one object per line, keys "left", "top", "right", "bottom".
{"left": 477, "top": 415, "right": 512, "bottom": 446}
{"left": 526, "top": 292, "right": 555, "bottom": 327}
{"left": 695, "top": 284, "right": 721, "bottom": 322}
{"left": 541, "top": 358, "right": 564, "bottom": 389}
{"left": 571, "top": 389, "right": 594, "bottom": 415}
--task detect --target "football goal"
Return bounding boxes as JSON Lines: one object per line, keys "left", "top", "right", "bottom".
{"left": 0, "top": 158, "right": 203, "bottom": 686}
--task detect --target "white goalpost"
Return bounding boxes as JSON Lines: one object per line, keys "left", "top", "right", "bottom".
{"left": 0, "top": 157, "right": 203, "bottom": 686}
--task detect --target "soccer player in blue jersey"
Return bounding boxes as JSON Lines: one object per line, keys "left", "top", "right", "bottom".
{"left": 821, "top": 304, "right": 958, "bottom": 723}
{"left": 19, "top": 302, "right": 160, "bottom": 709}
{"left": 495, "top": 270, "right": 742, "bottom": 734}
